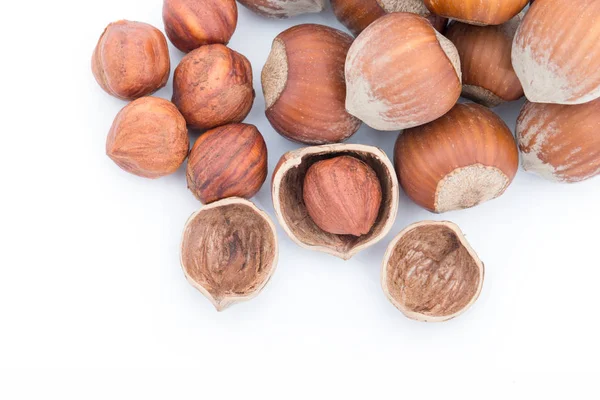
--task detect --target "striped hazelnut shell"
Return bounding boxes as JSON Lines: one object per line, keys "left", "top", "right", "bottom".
{"left": 237, "top": 0, "right": 325, "bottom": 18}
{"left": 424, "top": 0, "right": 528, "bottom": 25}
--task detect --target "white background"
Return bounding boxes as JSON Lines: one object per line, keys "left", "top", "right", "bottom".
{"left": 1, "top": 0, "right": 599, "bottom": 397}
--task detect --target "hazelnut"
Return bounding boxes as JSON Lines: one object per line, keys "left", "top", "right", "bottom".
{"left": 445, "top": 15, "right": 524, "bottom": 108}
{"left": 237, "top": 0, "right": 325, "bottom": 18}
{"left": 181, "top": 198, "right": 278, "bottom": 311}
{"left": 345, "top": 12, "right": 461, "bottom": 131}
{"left": 172, "top": 44, "right": 255, "bottom": 131}
{"left": 262, "top": 24, "right": 361, "bottom": 144}
{"left": 162, "top": 0, "right": 238, "bottom": 53}
{"left": 423, "top": 0, "right": 528, "bottom": 26}
{"left": 382, "top": 221, "right": 484, "bottom": 322}
{"left": 106, "top": 97, "right": 189, "bottom": 179}
{"left": 187, "top": 123, "right": 268, "bottom": 204}
{"left": 516, "top": 99, "right": 600, "bottom": 183}
{"left": 92, "top": 20, "right": 170, "bottom": 101}
{"left": 512, "top": 0, "right": 600, "bottom": 104}
{"left": 330, "top": 0, "right": 447, "bottom": 37}
{"left": 303, "top": 156, "right": 382, "bottom": 236}
{"left": 272, "top": 144, "right": 398, "bottom": 259}
{"left": 394, "top": 103, "right": 519, "bottom": 213}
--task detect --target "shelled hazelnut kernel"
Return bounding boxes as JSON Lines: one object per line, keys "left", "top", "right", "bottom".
{"left": 423, "top": 0, "right": 528, "bottom": 26}
{"left": 238, "top": 0, "right": 325, "bottom": 18}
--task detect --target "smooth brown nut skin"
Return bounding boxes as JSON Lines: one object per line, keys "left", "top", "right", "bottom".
{"left": 424, "top": 0, "right": 527, "bottom": 25}
{"left": 445, "top": 17, "right": 523, "bottom": 107}
{"left": 394, "top": 103, "right": 519, "bottom": 213}
{"left": 516, "top": 99, "right": 600, "bottom": 183}
{"left": 162, "top": 0, "right": 238, "bottom": 53}
{"left": 238, "top": 0, "right": 325, "bottom": 18}
{"left": 262, "top": 24, "right": 361, "bottom": 145}
{"left": 303, "top": 156, "right": 382, "bottom": 237}
{"left": 172, "top": 44, "right": 255, "bottom": 130}
{"left": 106, "top": 97, "right": 189, "bottom": 179}
{"left": 187, "top": 123, "right": 268, "bottom": 204}
{"left": 92, "top": 21, "right": 170, "bottom": 101}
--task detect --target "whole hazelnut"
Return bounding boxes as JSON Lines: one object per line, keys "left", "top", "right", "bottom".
{"left": 272, "top": 144, "right": 398, "bottom": 259}
{"left": 187, "top": 123, "right": 268, "bottom": 204}
{"left": 237, "top": 0, "right": 325, "bottom": 18}
{"left": 394, "top": 103, "right": 519, "bottom": 213}
{"left": 172, "top": 44, "right": 255, "bottom": 130}
{"left": 162, "top": 0, "right": 238, "bottom": 53}
{"left": 303, "top": 156, "right": 382, "bottom": 236}
{"left": 345, "top": 12, "right": 461, "bottom": 131}
{"left": 92, "top": 20, "right": 170, "bottom": 101}
{"left": 382, "top": 221, "right": 484, "bottom": 322}
{"left": 106, "top": 97, "right": 189, "bottom": 179}
{"left": 423, "top": 0, "right": 528, "bottom": 26}
{"left": 181, "top": 198, "right": 278, "bottom": 311}
{"left": 512, "top": 0, "right": 600, "bottom": 104}
{"left": 445, "top": 15, "right": 523, "bottom": 107}
{"left": 262, "top": 24, "right": 361, "bottom": 144}
{"left": 516, "top": 99, "right": 600, "bottom": 183}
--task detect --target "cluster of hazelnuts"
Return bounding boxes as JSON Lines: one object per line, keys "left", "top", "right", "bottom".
{"left": 93, "top": 0, "right": 600, "bottom": 321}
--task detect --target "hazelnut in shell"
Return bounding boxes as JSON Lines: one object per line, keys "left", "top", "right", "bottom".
{"left": 237, "top": 0, "right": 325, "bottom": 18}
{"left": 423, "top": 0, "right": 528, "bottom": 26}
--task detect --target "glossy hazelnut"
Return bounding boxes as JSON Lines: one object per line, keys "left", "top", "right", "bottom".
{"left": 172, "top": 44, "right": 255, "bottom": 130}
{"left": 262, "top": 24, "right": 361, "bottom": 144}
{"left": 238, "top": 0, "right": 325, "bottom": 18}
{"left": 106, "top": 97, "right": 189, "bottom": 179}
{"left": 516, "top": 99, "right": 600, "bottom": 183}
{"left": 512, "top": 0, "right": 600, "bottom": 104}
{"left": 445, "top": 15, "right": 523, "bottom": 107}
{"left": 382, "top": 221, "right": 484, "bottom": 322}
{"left": 187, "top": 123, "right": 268, "bottom": 204}
{"left": 394, "top": 103, "right": 519, "bottom": 213}
{"left": 181, "top": 198, "right": 278, "bottom": 311}
{"left": 162, "top": 0, "right": 238, "bottom": 53}
{"left": 345, "top": 12, "right": 461, "bottom": 131}
{"left": 423, "top": 0, "right": 527, "bottom": 26}
{"left": 92, "top": 20, "right": 170, "bottom": 101}
{"left": 272, "top": 144, "right": 398, "bottom": 259}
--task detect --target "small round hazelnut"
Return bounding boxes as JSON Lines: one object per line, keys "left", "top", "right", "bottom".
{"left": 423, "top": 0, "right": 528, "bottom": 26}
{"left": 238, "top": 0, "right": 325, "bottom": 18}
{"left": 262, "top": 24, "right": 361, "bottom": 144}
{"left": 345, "top": 12, "right": 461, "bottom": 131}
{"left": 181, "top": 198, "right": 278, "bottom": 311}
{"left": 172, "top": 44, "right": 255, "bottom": 131}
{"left": 106, "top": 97, "right": 189, "bottom": 179}
{"left": 303, "top": 156, "right": 382, "bottom": 237}
{"left": 382, "top": 221, "right": 484, "bottom": 322}
{"left": 187, "top": 123, "right": 268, "bottom": 204}
{"left": 394, "top": 103, "right": 519, "bottom": 213}
{"left": 92, "top": 20, "right": 170, "bottom": 101}
{"left": 162, "top": 0, "right": 238, "bottom": 53}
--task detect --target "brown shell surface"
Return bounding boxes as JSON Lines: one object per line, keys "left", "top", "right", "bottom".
{"left": 237, "top": 0, "right": 325, "bottom": 18}
{"left": 424, "top": 0, "right": 527, "bottom": 25}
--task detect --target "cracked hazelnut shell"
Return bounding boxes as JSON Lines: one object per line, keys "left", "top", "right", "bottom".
{"left": 262, "top": 24, "right": 361, "bottom": 144}
{"left": 92, "top": 20, "right": 170, "bottom": 101}
{"left": 181, "top": 198, "right": 278, "bottom": 311}
{"left": 172, "top": 44, "right": 255, "bottom": 131}
{"left": 394, "top": 103, "right": 519, "bottom": 213}
{"left": 187, "top": 123, "right": 268, "bottom": 204}
{"left": 423, "top": 0, "right": 527, "bottom": 26}
{"left": 162, "top": 0, "right": 238, "bottom": 53}
{"left": 382, "top": 221, "right": 484, "bottom": 322}
{"left": 272, "top": 144, "right": 398, "bottom": 260}
{"left": 516, "top": 99, "right": 600, "bottom": 183}
{"left": 106, "top": 97, "right": 189, "bottom": 179}
{"left": 238, "top": 0, "right": 325, "bottom": 18}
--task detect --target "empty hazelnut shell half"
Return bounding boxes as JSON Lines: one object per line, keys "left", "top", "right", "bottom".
{"left": 382, "top": 221, "right": 484, "bottom": 322}
{"left": 262, "top": 24, "right": 361, "bottom": 144}
{"left": 423, "top": 0, "right": 527, "bottom": 26}
{"left": 272, "top": 144, "right": 398, "bottom": 260}
{"left": 180, "top": 198, "right": 278, "bottom": 311}
{"left": 237, "top": 0, "right": 325, "bottom": 18}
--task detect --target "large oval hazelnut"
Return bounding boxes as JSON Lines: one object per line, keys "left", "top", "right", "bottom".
{"left": 394, "top": 103, "right": 519, "bottom": 213}
{"left": 516, "top": 99, "right": 600, "bottom": 183}
{"left": 382, "top": 221, "right": 484, "bottom": 322}
{"left": 187, "top": 123, "right": 268, "bottom": 204}
{"left": 162, "top": 0, "right": 238, "bottom": 53}
{"left": 272, "top": 144, "right": 398, "bottom": 259}
{"left": 181, "top": 198, "right": 278, "bottom": 311}
{"left": 345, "top": 12, "right": 461, "bottom": 131}
{"left": 262, "top": 24, "right": 361, "bottom": 144}
{"left": 92, "top": 20, "right": 170, "bottom": 101}
{"left": 423, "top": 0, "right": 527, "bottom": 26}
{"left": 172, "top": 44, "right": 255, "bottom": 130}
{"left": 106, "top": 97, "right": 189, "bottom": 179}
{"left": 238, "top": 0, "right": 325, "bottom": 18}
{"left": 512, "top": 0, "right": 600, "bottom": 104}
